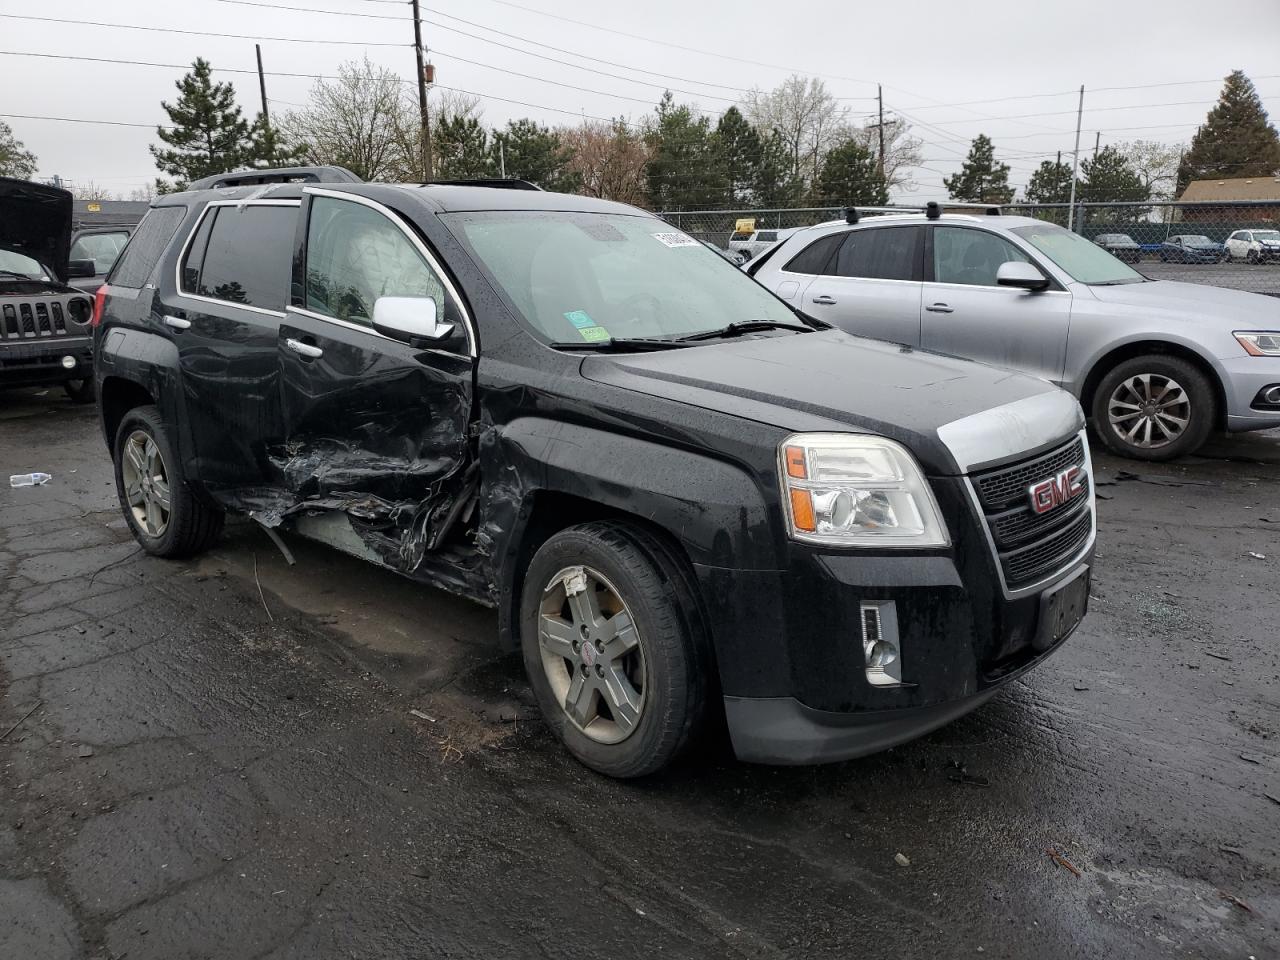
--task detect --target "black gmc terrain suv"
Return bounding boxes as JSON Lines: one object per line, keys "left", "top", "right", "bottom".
{"left": 1, "top": 178, "right": 99, "bottom": 402}
{"left": 94, "top": 168, "right": 1094, "bottom": 777}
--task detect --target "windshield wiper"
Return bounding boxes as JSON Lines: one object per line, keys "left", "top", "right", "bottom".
{"left": 676, "top": 319, "right": 815, "bottom": 342}
{"left": 1091, "top": 278, "right": 1145, "bottom": 286}
{"left": 550, "top": 337, "right": 692, "bottom": 352}
{"left": 0, "top": 270, "right": 37, "bottom": 280}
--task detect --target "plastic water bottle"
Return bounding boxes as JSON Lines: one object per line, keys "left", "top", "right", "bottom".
{"left": 9, "top": 473, "right": 52, "bottom": 487}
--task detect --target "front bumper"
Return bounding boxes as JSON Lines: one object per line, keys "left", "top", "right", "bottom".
{"left": 0, "top": 338, "right": 93, "bottom": 387}
{"left": 1215, "top": 354, "right": 1280, "bottom": 431}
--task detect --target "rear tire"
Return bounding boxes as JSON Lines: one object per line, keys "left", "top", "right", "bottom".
{"left": 113, "top": 405, "right": 223, "bottom": 557}
{"left": 64, "top": 379, "right": 95, "bottom": 404}
{"left": 520, "top": 521, "right": 710, "bottom": 778}
{"left": 1091, "top": 355, "right": 1215, "bottom": 461}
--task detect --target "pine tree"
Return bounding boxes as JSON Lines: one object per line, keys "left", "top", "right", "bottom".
{"left": 246, "top": 113, "right": 304, "bottom": 169}
{"left": 712, "top": 107, "right": 762, "bottom": 206}
{"left": 151, "top": 58, "right": 253, "bottom": 191}
{"left": 491, "top": 119, "right": 580, "bottom": 192}
{"left": 943, "top": 134, "right": 1013, "bottom": 204}
{"left": 0, "top": 120, "right": 37, "bottom": 179}
{"left": 1177, "top": 70, "right": 1280, "bottom": 193}
{"left": 644, "top": 93, "right": 725, "bottom": 210}
{"left": 1023, "top": 156, "right": 1075, "bottom": 205}
{"left": 813, "top": 140, "right": 888, "bottom": 205}
{"left": 1079, "top": 146, "right": 1148, "bottom": 204}
{"left": 435, "top": 114, "right": 492, "bottom": 179}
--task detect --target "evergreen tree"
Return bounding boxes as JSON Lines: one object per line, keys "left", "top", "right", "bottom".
{"left": 1079, "top": 146, "right": 1149, "bottom": 204}
{"left": 1177, "top": 70, "right": 1280, "bottom": 193}
{"left": 0, "top": 120, "right": 37, "bottom": 179}
{"left": 151, "top": 58, "right": 254, "bottom": 191}
{"left": 750, "top": 130, "right": 804, "bottom": 207}
{"left": 491, "top": 119, "right": 580, "bottom": 192}
{"left": 813, "top": 140, "right": 888, "bottom": 205}
{"left": 1023, "top": 156, "right": 1075, "bottom": 205}
{"left": 712, "top": 107, "right": 762, "bottom": 206}
{"left": 247, "top": 113, "right": 304, "bottom": 169}
{"left": 435, "top": 114, "right": 492, "bottom": 179}
{"left": 943, "top": 134, "right": 1013, "bottom": 204}
{"left": 644, "top": 92, "right": 725, "bottom": 210}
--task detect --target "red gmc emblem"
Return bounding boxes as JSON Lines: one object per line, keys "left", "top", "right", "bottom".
{"left": 1028, "top": 466, "right": 1086, "bottom": 514}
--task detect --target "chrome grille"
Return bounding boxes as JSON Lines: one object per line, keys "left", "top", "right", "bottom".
{"left": 971, "top": 435, "right": 1093, "bottom": 591}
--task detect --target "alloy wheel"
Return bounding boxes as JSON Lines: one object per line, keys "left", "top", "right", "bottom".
{"left": 1107, "top": 374, "right": 1190, "bottom": 449}
{"left": 121, "top": 429, "right": 172, "bottom": 537}
{"left": 537, "top": 565, "right": 647, "bottom": 744}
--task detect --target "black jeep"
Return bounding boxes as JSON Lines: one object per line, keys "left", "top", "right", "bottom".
{"left": 94, "top": 169, "right": 1094, "bottom": 777}
{"left": 1, "top": 178, "right": 98, "bottom": 402}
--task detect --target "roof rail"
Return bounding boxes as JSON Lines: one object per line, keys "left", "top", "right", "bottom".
{"left": 424, "top": 178, "right": 542, "bottom": 191}
{"left": 842, "top": 202, "right": 1001, "bottom": 224}
{"left": 189, "top": 166, "right": 363, "bottom": 190}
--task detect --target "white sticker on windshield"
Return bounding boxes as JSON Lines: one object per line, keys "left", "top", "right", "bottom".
{"left": 652, "top": 232, "right": 699, "bottom": 248}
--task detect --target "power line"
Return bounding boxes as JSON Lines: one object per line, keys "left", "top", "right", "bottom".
{"left": 0, "top": 13, "right": 407, "bottom": 45}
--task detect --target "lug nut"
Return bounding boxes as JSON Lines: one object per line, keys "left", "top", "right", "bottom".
{"left": 594, "top": 664, "right": 604, "bottom": 677}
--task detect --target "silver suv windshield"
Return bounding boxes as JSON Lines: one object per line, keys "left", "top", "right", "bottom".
{"left": 444, "top": 210, "right": 798, "bottom": 343}
{"left": 1011, "top": 222, "right": 1144, "bottom": 285}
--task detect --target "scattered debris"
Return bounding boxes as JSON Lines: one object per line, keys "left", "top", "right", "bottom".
{"left": 1114, "top": 470, "right": 1211, "bottom": 488}
{"left": 947, "top": 761, "right": 989, "bottom": 787}
{"left": 1204, "top": 651, "right": 1232, "bottom": 661}
{"left": 77, "top": 744, "right": 94, "bottom": 758}
{"left": 0, "top": 700, "right": 42, "bottom": 742}
{"left": 894, "top": 853, "right": 911, "bottom": 867}
{"left": 1220, "top": 845, "right": 1247, "bottom": 858}
{"left": 1219, "top": 891, "right": 1253, "bottom": 913}
{"left": 1073, "top": 682, "right": 1090, "bottom": 691}
{"left": 9, "top": 472, "right": 52, "bottom": 487}
{"left": 1045, "top": 847, "right": 1081, "bottom": 877}
{"left": 1248, "top": 552, "right": 1266, "bottom": 560}
{"left": 1264, "top": 792, "right": 1280, "bottom": 807}
{"left": 1239, "top": 753, "right": 1263, "bottom": 765}
{"left": 254, "top": 517, "right": 297, "bottom": 566}
{"left": 408, "top": 709, "right": 437, "bottom": 723}
{"left": 253, "top": 553, "right": 274, "bottom": 623}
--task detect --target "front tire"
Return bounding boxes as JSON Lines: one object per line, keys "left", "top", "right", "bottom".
{"left": 520, "top": 522, "right": 710, "bottom": 778}
{"left": 1091, "top": 355, "right": 1216, "bottom": 461}
{"left": 112, "top": 405, "right": 223, "bottom": 557}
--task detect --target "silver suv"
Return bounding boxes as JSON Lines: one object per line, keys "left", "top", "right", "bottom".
{"left": 748, "top": 210, "right": 1280, "bottom": 460}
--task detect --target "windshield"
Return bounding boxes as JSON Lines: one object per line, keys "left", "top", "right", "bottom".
{"left": 1254, "top": 230, "right": 1280, "bottom": 241}
{"left": 1011, "top": 222, "right": 1144, "bottom": 285}
{"left": 0, "top": 248, "right": 50, "bottom": 280}
{"left": 444, "top": 211, "right": 798, "bottom": 343}
{"left": 70, "top": 231, "right": 129, "bottom": 273}
{"left": 1180, "top": 236, "right": 1214, "bottom": 246}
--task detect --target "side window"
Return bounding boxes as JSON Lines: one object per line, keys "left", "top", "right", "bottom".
{"left": 783, "top": 233, "right": 845, "bottom": 275}
{"left": 933, "top": 227, "right": 1029, "bottom": 287}
{"left": 108, "top": 206, "right": 186, "bottom": 289}
{"left": 185, "top": 204, "right": 296, "bottom": 311}
{"left": 303, "top": 196, "right": 447, "bottom": 328}
{"left": 181, "top": 208, "right": 217, "bottom": 293}
{"left": 70, "top": 232, "right": 129, "bottom": 274}
{"left": 757, "top": 231, "right": 778, "bottom": 243}
{"left": 833, "top": 227, "right": 920, "bottom": 281}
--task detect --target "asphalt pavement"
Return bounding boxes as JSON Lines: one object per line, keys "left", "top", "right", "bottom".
{"left": 2, "top": 388, "right": 1278, "bottom": 960}
{"left": 1139, "top": 260, "right": 1280, "bottom": 296}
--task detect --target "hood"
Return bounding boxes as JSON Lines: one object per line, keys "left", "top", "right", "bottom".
{"left": 1088, "top": 279, "right": 1279, "bottom": 326}
{"left": 582, "top": 330, "right": 1074, "bottom": 474}
{"left": 0, "top": 177, "right": 73, "bottom": 283}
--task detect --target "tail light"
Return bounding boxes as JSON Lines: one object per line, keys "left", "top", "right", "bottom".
{"left": 91, "top": 283, "right": 108, "bottom": 327}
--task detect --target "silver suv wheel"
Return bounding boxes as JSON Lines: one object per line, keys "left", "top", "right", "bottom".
{"left": 1106, "top": 373, "right": 1190, "bottom": 449}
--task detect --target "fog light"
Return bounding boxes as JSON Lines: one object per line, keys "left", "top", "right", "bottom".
{"left": 861, "top": 601, "right": 903, "bottom": 687}
{"left": 1264, "top": 385, "right": 1280, "bottom": 405}
{"left": 61, "top": 355, "right": 76, "bottom": 370}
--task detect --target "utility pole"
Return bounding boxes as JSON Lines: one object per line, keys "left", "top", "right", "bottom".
{"left": 410, "top": 0, "right": 433, "bottom": 180}
{"left": 1093, "top": 130, "right": 1100, "bottom": 159}
{"left": 876, "top": 83, "right": 886, "bottom": 180}
{"left": 255, "top": 44, "right": 269, "bottom": 125}
{"left": 499, "top": 140, "right": 506, "bottom": 179}
{"left": 1066, "top": 85, "right": 1084, "bottom": 231}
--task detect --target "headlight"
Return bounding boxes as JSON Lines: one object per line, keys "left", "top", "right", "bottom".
{"left": 778, "top": 434, "right": 949, "bottom": 547}
{"left": 1235, "top": 332, "right": 1280, "bottom": 357}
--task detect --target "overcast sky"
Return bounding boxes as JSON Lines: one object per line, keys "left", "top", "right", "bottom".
{"left": 2, "top": 0, "right": 1278, "bottom": 203}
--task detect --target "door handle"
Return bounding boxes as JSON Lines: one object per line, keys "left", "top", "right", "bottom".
{"left": 285, "top": 338, "right": 324, "bottom": 360}
{"left": 163, "top": 314, "right": 191, "bottom": 330}
{"left": 811, "top": 295, "right": 837, "bottom": 305}
{"left": 925, "top": 303, "right": 954, "bottom": 314}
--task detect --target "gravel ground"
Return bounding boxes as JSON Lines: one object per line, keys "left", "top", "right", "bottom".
{"left": 2, "top": 388, "right": 1278, "bottom": 960}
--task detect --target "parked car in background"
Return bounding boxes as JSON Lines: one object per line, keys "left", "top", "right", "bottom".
{"left": 1093, "top": 233, "right": 1142, "bottom": 263}
{"left": 94, "top": 169, "right": 1095, "bottom": 777}
{"left": 729, "top": 227, "right": 799, "bottom": 262}
{"left": 1159, "top": 235, "right": 1226, "bottom": 263}
{"left": 701, "top": 239, "right": 746, "bottom": 265}
{"left": 1225, "top": 229, "right": 1280, "bottom": 264}
{"left": 68, "top": 226, "right": 133, "bottom": 292}
{"left": 748, "top": 206, "right": 1280, "bottom": 461}
{"left": 0, "top": 177, "right": 97, "bottom": 402}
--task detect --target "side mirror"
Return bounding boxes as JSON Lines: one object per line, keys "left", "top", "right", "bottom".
{"left": 371, "top": 296, "right": 455, "bottom": 347}
{"left": 68, "top": 258, "right": 97, "bottom": 278}
{"left": 996, "top": 261, "right": 1050, "bottom": 291}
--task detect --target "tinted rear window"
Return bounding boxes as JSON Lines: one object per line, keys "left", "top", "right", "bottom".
{"left": 784, "top": 233, "right": 845, "bottom": 275}
{"left": 108, "top": 206, "right": 186, "bottom": 288}
{"left": 833, "top": 226, "right": 921, "bottom": 281}
{"left": 185, "top": 204, "right": 296, "bottom": 311}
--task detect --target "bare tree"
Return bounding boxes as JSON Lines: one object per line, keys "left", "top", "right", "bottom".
{"left": 742, "top": 76, "right": 849, "bottom": 186}
{"left": 847, "top": 117, "right": 923, "bottom": 192}
{"left": 559, "top": 120, "right": 649, "bottom": 205}
{"left": 280, "top": 57, "right": 408, "bottom": 182}
{"left": 1114, "top": 140, "right": 1184, "bottom": 200}
{"left": 394, "top": 87, "right": 485, "bottom": 181}
{"left": 70, "top": 181, "right": 114, "bottom": 202}
{"left": 126, "top": 183, "right": 157, "bottom": 202}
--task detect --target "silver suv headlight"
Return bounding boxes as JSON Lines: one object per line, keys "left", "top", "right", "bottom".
{"left": 1234, "top": 332, "right": 1280, "bottom": 357}
{"left": 778, "top": 434, "right": 949, "bottom": 547}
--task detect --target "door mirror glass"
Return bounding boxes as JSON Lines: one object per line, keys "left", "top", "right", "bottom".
{"left": 68, "top": 258, "right": 97, "bottom": 278}
{"left": 372, "top": 296, "right": 453, "bottom": 345}
{"left": 996, "top": 260, "right": 1050, "bottom": 291}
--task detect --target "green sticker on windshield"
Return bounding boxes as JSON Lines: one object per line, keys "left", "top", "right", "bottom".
{"left": 564, "top": 309, "right": 594, "bottom": 328}
{"left": 578, "top": 325, "right": 611, "bottom": 342}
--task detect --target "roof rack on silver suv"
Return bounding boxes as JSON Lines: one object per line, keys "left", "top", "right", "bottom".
{"left": 188, "top": 166, "right": 364, "bottom": 190}
{"left": 842, "top": 201, "right": 1003, "bottom": 224}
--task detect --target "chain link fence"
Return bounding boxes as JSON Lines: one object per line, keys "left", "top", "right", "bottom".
{"left": 661, "top": 201, "right": 1280, "bottom": 297}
